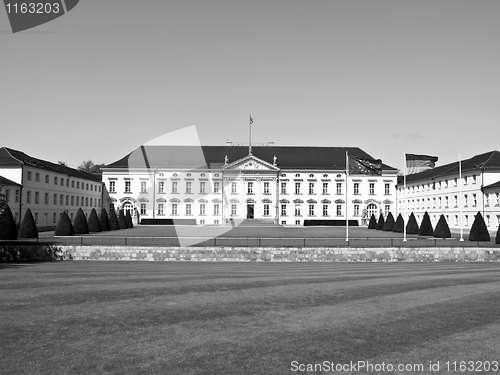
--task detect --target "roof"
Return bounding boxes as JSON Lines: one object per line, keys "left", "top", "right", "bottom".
{"left": 0, "top": 147, "right": 101, "bottom": 182}
{"left": 104, "top": 145, "right": 397, "bottom": 172}
{"left": 0, "top": 175, "right": 21, "bottom": 187}
{"left": 482, "top": 180, "right": 500, "bottom": 191}
{"left": 400, "top": 150, "right": 500, "bottom": 185}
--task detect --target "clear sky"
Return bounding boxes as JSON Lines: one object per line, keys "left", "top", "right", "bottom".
{"left": 1, "top": 0, "right": 499, "bottom": 171}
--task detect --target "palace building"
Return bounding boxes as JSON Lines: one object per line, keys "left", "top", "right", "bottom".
{"left": 102, "top": 145, "right": 398, "bottom": 226}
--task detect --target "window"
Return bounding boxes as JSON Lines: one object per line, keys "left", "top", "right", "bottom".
{"left": 4, "top": 189, "right": 9, "bottom": 202}
{"left": 200, "top": 182, "right": 206, "bottom": 194}
{"left": 158, "top": 204, "right": 164, "bottom": 215}
{"left": 454, "top": 215, "right": 458, "bottom": 226}
{"left": 53, "top": 194, "right": 57, "bottom": 205}
{"left": 281, "top": 182, "right": 287, "bottom": 194}
{"left": 186, "top": 203, "right": 192, "bottom": 215}
{"left": 433, "top": 197, "right": 436, "bottom": 208}
{"left": 186, "top": 181, "right": 192, "bottom": 193}
{"left": 472, "top": 175, "right": 477, "bottom": 184}
{"left": 472, "top": 194, "right": 477, "bottom": 206}
{"left": 35, "top": 192, "right": 39, "bottom": 204}
{"left": 445, "top": 196, "right": 449, "bottom": 207}
{"left": 72, "top": 181, "right": 75, "bottom": 188}
{"left": 496, "top": 193, "right": 500, "bottom": 205}
{"left": 200, "top": 220, "right": 205, "bottom": 225}
{"left": 308, "top": 204, "right": 314, "bottom": 216}
{"left": 66, "top": 179, "right": 69, "bottom": 187}
{"left": 264, "top": 182, "right": 270, "bottom": 194}
{"left": 53, "top": 213, "right": 56, "bottom": 223}
{"left": 354, "top": 204, "right": 359, "bottom": 216}
{"left": 281, "top": 204, "right": 287, "bottom": 216}
{"left": 454, "top": 195, "right": 458, "bottom": 207}
{"left": 485, "top": 194, "right": 490, "bottom": 206}
{"left": 231, "top": 182, "right": 237, "bottom": 194}
{"left": 172, "top": 203, "right": 177, "bottom": 215}
{"left": 76, "top": 196, "right": 80, "bottom": 206}
{"left": 384, "top": 205, "right": 390, "bottom": 216}
{"left": 295, "top": 220, "right": 300, "bottom": 225}
{"left": 322, "top": 205, "right": 328, "bottom": 216}
{"left": 464, "top": 194, "right": 468, "bottom": 207}
{"left": 295, "top": 182, "right": 300, "bottom": 194}
{"left": 336, "top": 183, "right": 342, "bottom": 195}
{"left": 264, "top": 204, "right": 270, "bottom": 216}
{"left": 65, "top": 195, "right": 69, "bottom": 205}
{"left": 214, "top": 204, "right": 220, "bottom": 216}
{"left": 71, "top": 196, "right": 74, "bottom": 206}
{"left": 369, "top": 183, "right": 375, "bottom": 195}
{"left": 140, "top": 203, "right": 146, "bottom": 215}
{"left": 77, "top": 181, "right": 80, "bottom": 189}
{"left": 323, "top": 183, "right": 328, "bottom": 194}
{"left": 214, "top": 220, "right": 219, "bottom": 225}
{"left": 45, "top": 175, "right": 49, "bottom": 183}
{"left": 90, "top": 184, "right": 93, "bottom": 191}
{"left": 26, "top": 191, "right": 31, "bottom": 203}
{"left": 86, "top": 183, "right": 89, "bottom": 190}
{"left": 294, "top": 205, "right": 301, "bottom": 216}
{"left": 141, "top": 181, "right": 147, "bottom": 193}
{"left": 54, "top": 176, "right": 58, "bottom": 184}
{"left": 61, "top": 179, "right": 64, "bottom": 186}
{"left": 200, "top": 204, "right": 206, "bottom": 215}
{"left": 465, "top": 215, "right": 469, "bottom": 226}
{"left": 85, "top": 197, "right": 88, "bottom": 206}
{"left": 158, "top": 181, "right": 165, "bottom": 193}
{"left": 248, "top": 182, "right": 253, "bottom": 194}
{"left": 353, "top": 183, "right": 359, "bottom": 195}
{"left": 35, "top": 173, "right": 39, "bottom": 182}
{"left": 486, "top": 215, "right": 490, "bottom": 226}
{"left": 336, "top": 205, "right": 342, "bottom": 216}
{"left": 27, "top": 171, "right": 32, "bottom": 180}
{"left": 109, "top": 181, "right": 115, "bottom": 193}
{"left": 214, "top": 182, "right": 220, "bottom": 193}
{"left": 384, "top": 183, "right": 390, "bottom": 195}
{"left": 60, "top": 195, "right": 64, "bottom": 205}
{"left": 464, "top": 176, "right": 468, "bottom": 185}
{"left": 172, "top": 181, "right": 178, "bottom": 193}
{"left": 309, "top": 182, "right": 314, "bottom": 194}
{"left": 231, "top": 204, "right": 237, "bottom": 216}
{"left": 34, "top": 212, "right": 38, "bottom": 224}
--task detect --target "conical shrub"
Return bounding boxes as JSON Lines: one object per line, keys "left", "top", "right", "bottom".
{"left": 0, "top": 204, "right": 18, "bottom": 240}
{"left": 54, "top": 211, "right": 74, "bottom": 236}
{"left": 406, "top": 212, "right": 419, "bottom": 234}
{"left": 73, "top": 208, "right": 89, "bottom": 235}
{"left": 383, "top": 212, "right": 395, "bottom": 231}
{"left": 495, "top": 225, "right": 500, "bottom": 245}
{"left": 118, "top": 210, "right": 128, "bottom": 229}
{"left": 392, "top": 213, "right": 404, "bottom": 233}
{"left": 88, "top": 208, "right": 101, "bottom": 233}
{"left": 368, "top": 214, "right": 377, "bottom": 229}
{"left": 433, "top": 214, "right": 451, "bottom": 238}
{"left": 376, "top": 213, "right": 385, "bottom": 230}
{"left": 18, "top": 208, "right": 38, "bottom": 239}
{"left": 419, "top": 211, "right": 434, "bottom": 236}
{"left": 469, "top": 212, "right": 490, "bottom": 241}
{"left": 99, "top": 208, "right": 110, "bottom": 231}
{"left": 125, "top": 210, "right": 134, "bottom": 228}
{"left": 109, "top": 209, "right": 120, "bottom": 230}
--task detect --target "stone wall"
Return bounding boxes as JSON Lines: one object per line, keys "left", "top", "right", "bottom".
{"left": 60, "top": 246, "right": 500, "bottom": 262}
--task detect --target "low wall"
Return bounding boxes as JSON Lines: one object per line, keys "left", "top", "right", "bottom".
{"left": 60, "top": 246, "right": 500, "bottom": 262}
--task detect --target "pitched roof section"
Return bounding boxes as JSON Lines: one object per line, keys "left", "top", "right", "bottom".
{"left": 104, "top": 145, "right": 397, "bottom": 172}
{"left": 0, "top": 147, "right": 101, "bottom": 182}
{"left": 402, "top": 150, "right": 500, "bottom": 184}
{"left": 0, "top": 175, "right": 21, "bottom": 187}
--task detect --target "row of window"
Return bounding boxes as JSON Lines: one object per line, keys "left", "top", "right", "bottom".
{"left": 27, "top": 171, "right": 101, "bottom": 192}
{"left": 401, "top": 192, "right": 500, "bottom": 210}
{"left": 414, "top": 213, "right": 500, "bottom": 228}
{"left": 23, "top": 190, "right": 101, "bottom": 208}
{"left": 402, "top": 175, "right": 479, "bottom": 194}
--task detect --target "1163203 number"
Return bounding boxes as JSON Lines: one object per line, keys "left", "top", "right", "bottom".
{"left": 6, "top": 3, "right": 61, "bottom": 14}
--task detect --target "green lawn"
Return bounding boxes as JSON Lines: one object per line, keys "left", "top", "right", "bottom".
{"left": 1, "top": 262, "right": 500, "bottom": 374}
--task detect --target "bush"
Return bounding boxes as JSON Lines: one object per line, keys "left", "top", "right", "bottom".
{"left": 87, "top": 208, "right": 101, "bottom": 233}
{"left": 406, "top": 213, "right": 419, "bottom": 234}
{"left": 125, "top": 211, "right": 134, "bottom": 228}
{"left": 496, "top": 225, "right": 500, "bottom": 245}
{"left": 419, "top": 211, "right": 434, "bottom": 236}
{"left": 469, "top": 212, "right": 490, "bottom": 242}
{"left": 73, "top": 208, "right": 89, "bottom": 235}
{"left": 368, "top": 214, "right": 377, "bottom": 229}
{"left": 0, "top": 204, "right": 17, "bottom": 240}
{"left": 433, "top": 214, "right": 451, "bottom": 238}
{"left": 392, "top": 214, "right": 404, "bottom": 233}
{"left": 99, "top": 208, "right": 110, "bottom": 231}
{"left": 383, "top": 212, "right": 395, "bottom": 231}
{"left": 376, "top": 213, "right": 385, "bottom": 230}
{"left": 118, "top": 210, "right": 128, "bottom": 229}
{"left": 109, "top": 209, "right": 120, "bottom": 230}
{"left": 0, "top": 243, "right": 62, "bottom": 262}
{"left": 54, "top": 211, "right": 74, "bottom": 236}
{"left": 18, "top": 208, "right": 38, "bottom": 239}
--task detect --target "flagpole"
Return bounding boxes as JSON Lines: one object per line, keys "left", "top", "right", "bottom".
{"left": 249, "top": 115, "right": 252, "bottom": 155}
{"left": 459, "top": 152, "right": 464, "bottom": 241}
{"left": 346, "top": 150, "right": 349, "bottom": 241}
{"left": 403, "top": 152, "right": 407, "bottom": 241}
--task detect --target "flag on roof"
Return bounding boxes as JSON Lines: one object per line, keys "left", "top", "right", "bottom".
{"left": 249, "top": 115, "right": 253, "bottom": 124}
{"left": 405, "top": 154, "right": 438, "bottom": 175}
{"left": 348, "top": 155, "right": 383, "bottom": 175}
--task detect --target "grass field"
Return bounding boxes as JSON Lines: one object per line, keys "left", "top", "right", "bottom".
{"left": 2, "top": 262, "right": 500, "bottom": 374}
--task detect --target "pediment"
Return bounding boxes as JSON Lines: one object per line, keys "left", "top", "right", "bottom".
{"left": 224, "top": 154, "right": 279, "bottom": 172}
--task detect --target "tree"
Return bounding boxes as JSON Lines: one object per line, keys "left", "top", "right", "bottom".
{"left": 99, "top": 208, "right": 110, "bottom": 231}
{"left": 495, "top": 225, "right": 500, "bottom": 245}
{"left": 18, "top": 208, "right": 38, "bottom": 239}
{"left": 118, "top": 210, "right": 128, "bottom": 229}
{"left": 58, "top": 161, "right": 68, "bottom": 166}
{"left": 383, "top": 212, "right": 395, "bottom": 231}
{"left": 376, "top": 213, "right": 385, "bottom": 230}
{"left": 469, "top": 212, "right": 490, "bottom": 242}
{"left": 77, "top": 160, "right": 106, "bottom": 174}
{"left": 0, "top": 204, "right": 17, "bottom": 240}
{"left": 406, "top": 213, "right": 419, "bottom": 234}
{"left": 109, "top": 209, "right": 120, "bottom": 230}
{"left": 73, "top": 208, "right": 89, "bottom": 235}
{"left": 433, "top": 214, "right": 451, "bottom": 238}
{"left": 125, "top": 210, "right": 134, "bottom": 228}
{"left": 419, "top": 211, "right": 434, "bottom": 236}
{"left": 368, "top": 214, "right": 377, "bottom": 229}
{"left": 54, "top": 211, "right": 74, "bottom": 236}
{"left": 392, "top": 213, "right": 404, "bottom": 233}
{"left": 87, "top": 208, "right": 101, "bottom": 233}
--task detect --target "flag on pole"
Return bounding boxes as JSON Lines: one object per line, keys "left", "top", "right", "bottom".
{"left": 348, "top": 155, "right": 383, "bottom": 175}
{"left": 249, "top": 115, "right": 253, "bottom": 124}
{"left": 405, "top": 154, "right": 438, "bottom": 175}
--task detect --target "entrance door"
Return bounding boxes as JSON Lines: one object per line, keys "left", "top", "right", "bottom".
{"left": 123, "top": 202, "right": 134, "bottom": 217}
{"left": 367, "top": 203, "right": 377, "bottom": 220}
{"left": 247, "top": 204, "right": 254, "bottom": 218}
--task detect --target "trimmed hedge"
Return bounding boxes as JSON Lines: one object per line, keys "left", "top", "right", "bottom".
{"left": 99, "top": 208, "right": 110, "bottom": 232}
{"left": 54, "top": 211, "right": 74, "bottom": 236}
{"left": 496, "top": 225, "right": 500, "bottom": 245}
{"left": 0, "top": 204, "right": 18, "bottom": 240}
{"left": 368, "top": 214, "right": 377, "bottom": 229}
{"left": 118, "top": 210, "right": 128, "bottom": 230}
{"left": 383, "top": 212, "right": 395, "bottom": 231}
{"left": 419, "top": 211, "right": 434, "bottom": 236}
{"left": 73, "top": 208, "right": 89, "bottom": 235}
{"left": 88, "top": 208, "right": 101, "bottom": 233}
{"left": 0, "top": 243, "right": 62, "bottom": 262}
{"left": 469, "top": 212, "right": 490, "bottom": 242}
{"left": 393, "top": 214, "right": 404, "bottom": 233}
{"left": 406, "top": 212, "right": 419, "bottom": 234}
{"left": 376, "top": 213, "right": 385, "bottom": 231}
{"left": 433, "top": 214, "right": 451, "bottom": 238}
{"left": 109, "top": 209, "right": 120, "bottom": 230}
{"left": 18, "top": 208, "right": 38, "bottom": 239}
{"left": 125, "top": 211, "right": 134, "bottom": 228}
